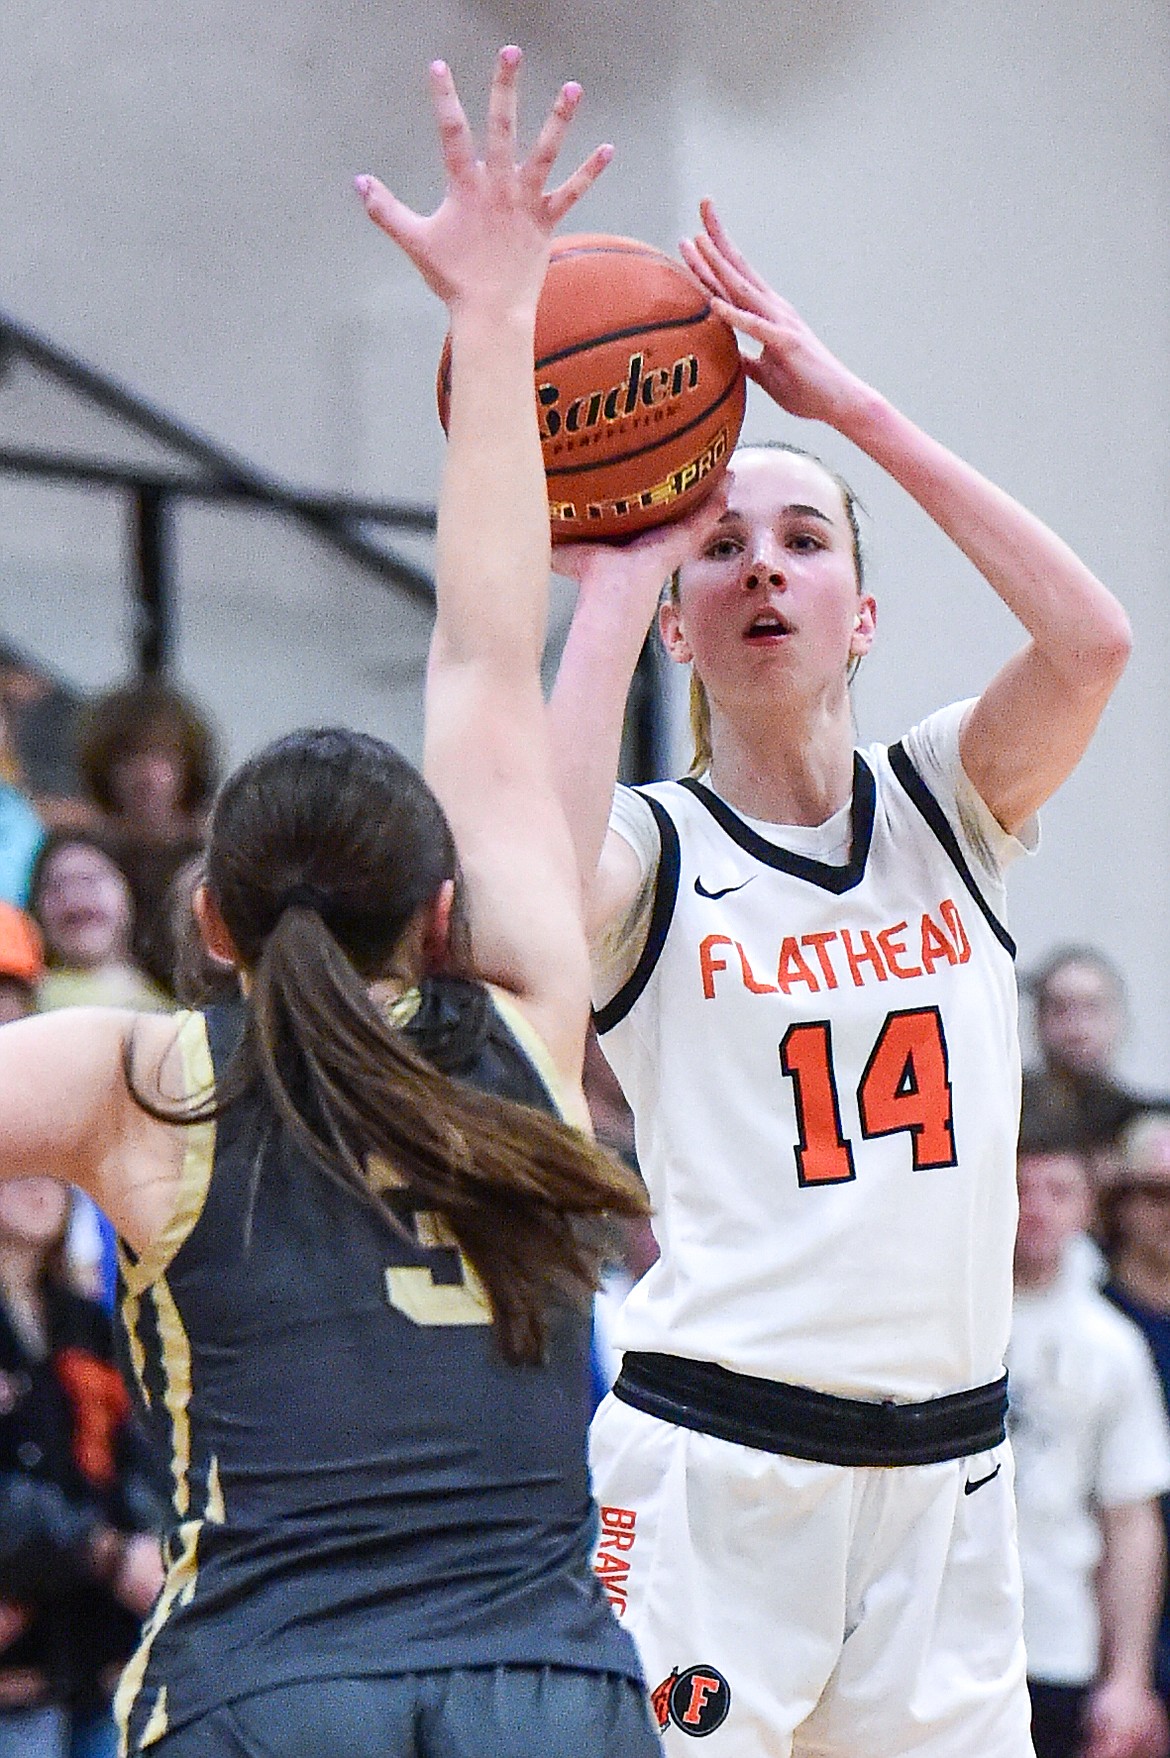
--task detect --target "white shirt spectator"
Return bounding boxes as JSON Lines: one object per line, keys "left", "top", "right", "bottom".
{"left": 1009, "top": 1263, "right": 1170, "bottom": 1683}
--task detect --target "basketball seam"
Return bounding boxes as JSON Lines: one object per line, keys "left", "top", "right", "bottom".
{"left": 535, "top": 306, "right": 713, "bottom": 371}
{"left": 544, "top": 365, "right": 745, "bottom": 480}
{"left": 550, "top": 243, "right": 670, "bottom": 263}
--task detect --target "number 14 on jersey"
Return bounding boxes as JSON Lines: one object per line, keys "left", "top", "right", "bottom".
{"left": 780, "top": 1006, "right": 956, "bottom": 1187}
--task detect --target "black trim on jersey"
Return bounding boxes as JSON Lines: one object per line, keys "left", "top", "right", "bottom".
{"left": 614, "top": 1352, "right": 1009, "bottom": 1468}
{"left": 886, "top": 741, "right": 1016, "bottom": 959}
{"left": 678, "top": 754, "right": 876, "bottom": 894}
{"left": 593, "top": 795, "right": 681, "bottom": 1037}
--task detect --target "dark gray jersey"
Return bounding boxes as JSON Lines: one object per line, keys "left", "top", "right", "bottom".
{"left": 116, "top": 981, "right": 639, "bottom": 1753}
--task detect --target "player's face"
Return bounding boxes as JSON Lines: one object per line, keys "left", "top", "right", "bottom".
{"left": 663, "top": 450, "right": 875, "bottom": 722}
{"left": 0, "top": 1176, "right": 70, "bottom": 1252}
{"left": 1014, "top": 1151, "right": 1089, "bottom": 1285}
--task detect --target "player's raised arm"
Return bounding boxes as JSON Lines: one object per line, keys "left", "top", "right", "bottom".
{"left": 0, "top": 1006, "right": 185, "bottom": 1250}
{"left": 358, "top": 51, "right": 612, "bottom": 1084}
{"left": 549, "top": 500, "right": 724, "bottom": 937}
{"left": 683, "top": 200, "right": 1132, "bottom": 836}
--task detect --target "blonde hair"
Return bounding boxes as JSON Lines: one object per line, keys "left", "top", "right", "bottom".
{"left": 685, "top": 668, "right": 714, "bottom": 779}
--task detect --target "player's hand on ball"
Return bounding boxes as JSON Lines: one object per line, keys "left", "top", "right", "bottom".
{"left": 680, "top": 200, "right": 872, "bottom": 429}
{"left": 553, "top": 483, "right": 728, "bottom": 604}
{"left": 356, "top": 48, "right": 613, "bottom": 319}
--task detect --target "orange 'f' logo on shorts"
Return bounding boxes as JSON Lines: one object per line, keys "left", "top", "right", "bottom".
{"left": 651, "top": 1665, "right": 731, "bottom": 1737}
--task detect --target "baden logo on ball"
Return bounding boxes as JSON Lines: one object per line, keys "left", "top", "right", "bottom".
{"left": 437, "top": 233, "right": 747, "bottom": 540}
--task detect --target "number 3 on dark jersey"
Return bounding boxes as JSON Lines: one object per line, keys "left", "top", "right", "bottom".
{"left": 779, "top": 1007, "right": 956, "bottom": 1188}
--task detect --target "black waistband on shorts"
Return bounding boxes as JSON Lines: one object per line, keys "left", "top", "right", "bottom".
{"left": 612, "top": 1352, "right": 1008, "bottom": 1468}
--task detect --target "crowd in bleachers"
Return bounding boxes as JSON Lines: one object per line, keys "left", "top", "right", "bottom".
{"left": 0, "top": 660, "right": 1168, "bottom": 1757}
{"left": 0, "top": 669, "right": 213, "bottom": 1758}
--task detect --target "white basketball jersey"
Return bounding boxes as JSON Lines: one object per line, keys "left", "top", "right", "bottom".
{"left": 598, "top": 712, "right": 1025, "bottom": 1403}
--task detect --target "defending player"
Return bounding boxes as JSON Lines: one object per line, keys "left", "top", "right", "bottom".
{"left": 548, "top": 207, "right": 1132, "bottom": 1754}
{"left": 0, "top": 52, "right": 663, "bottom": 1758}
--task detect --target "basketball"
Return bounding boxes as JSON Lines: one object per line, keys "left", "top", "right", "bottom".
{"left": 437, "top": 234, "right": 746, "bottom": 541}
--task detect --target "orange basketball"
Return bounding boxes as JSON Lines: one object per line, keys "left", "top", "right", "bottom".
{"left": 437, "top": 234, "right": 746, "bottom": 541}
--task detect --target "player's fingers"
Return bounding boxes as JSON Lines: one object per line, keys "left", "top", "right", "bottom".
{"left": 709, "top": 295, "right": 778, "bottom": 349}
{"left": 700, "top": 198, "right": 768, "bottom": 291}
{"left": 691, "top": 231, "right": 770, "bottom": 313}
{"left": 544, "top": 142, "right": 614, "bottom": 225}
{"left": 523, "top": 80, "right": 583, "bottom": 192}
{"left": 641, "top": 490, "right": 727, "bottom": 572}
{"left": 678, "top": 238, "right": 726, "bottom": 301}
{"left": 550, "top": 543, "right": 595, "bottom": 581}
{"left": 485, "top": 45, "right": 522, "bottom": 173}
{"left": 429, "top": 59, "right": 477, "bottom": 183}
{"left": 685, "top": 235, "right": 761, "bottom": 314}
{"left": 355, "top": 175, "right": 425, "bottom": 254}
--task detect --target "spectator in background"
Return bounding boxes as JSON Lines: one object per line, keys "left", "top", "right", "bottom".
{"left": 0, "top": 645, "right": 85, "bottom": 824}
{"left": 29, "top": 833, "right": 168, "bottom": 1016}
{"left": 77, "top": 683, "right": 217, "bottom": 994}
{"left": 28, "top": 833, "right": 167, "bottom": 1309}
{"left": 0, "top": 1174, "right": 165, "bottom": 1758}
{"left": 1104, "top": 1112, "right": 1170, "bottom": 1727}
{"left": 1024, "top": 947, "right": 1150, "bottom": 1159}
{"left": 1011, "top": 1107, "right": 1170, "bottom": 1758}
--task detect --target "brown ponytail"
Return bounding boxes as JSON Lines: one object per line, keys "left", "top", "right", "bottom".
{"left": 131, "top": 729, "right": 646, "bottom": 1364}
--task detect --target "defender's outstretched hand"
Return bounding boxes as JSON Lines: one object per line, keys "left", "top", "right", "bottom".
{"left": 356, "top": 47, "right": 612, "bottom": 317}
{"left": 681, "top": 199, "right": 872, "bottom": 429}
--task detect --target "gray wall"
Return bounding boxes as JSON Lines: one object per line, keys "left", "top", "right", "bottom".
{"left": 1, "top": 0, "right": 1168, "bottom": 1081}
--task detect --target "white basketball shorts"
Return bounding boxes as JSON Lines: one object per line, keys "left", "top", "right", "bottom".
{"left": 590, "top": 1394, "right": 1033, "bottom": 1757}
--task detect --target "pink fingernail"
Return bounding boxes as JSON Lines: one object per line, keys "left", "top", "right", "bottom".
{"left": 430, "top": 60, "right": 448, "bottom": 77}
{"left": 500, "top": 44, "right": 521, "bottom": 64}
{"left": 563, "top": 81, "right": 582, "bottom": 101}
{"left": 354, "top": 175, "right": 372, "bottom": 198}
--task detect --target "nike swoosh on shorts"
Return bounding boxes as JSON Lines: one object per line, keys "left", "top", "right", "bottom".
{"left": 963, "top": 1463, "right": 1002, "bottom": 1496}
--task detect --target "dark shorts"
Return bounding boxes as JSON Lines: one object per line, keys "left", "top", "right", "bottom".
{"left": 146, "top": 1668, "right": 661, "bottom": 1758}
{"left": 1027, "top": 1678, "right": 1088, "bottom": 1758}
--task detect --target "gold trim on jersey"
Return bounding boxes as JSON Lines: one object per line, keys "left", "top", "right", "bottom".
{"left": 486, "top": 986, "right": 577, "bottom": 1127}
{"left": 140, "top": 1688, "right": 168, "bottom": 1747}
{"left": 151, "top": 1274, "right": 194, "bottom": 1517}
{"left": 385, "top": 987, "right": 423, "bottom": 1029}
{"left": 121, "top": 1010, "right": 217, "bottom": 1298}
{"left": 115, "top": 1519, "right": 201, "bottom": 1755}
{"left": 206, "top": 1454, "right": 225, "bottom": 1524}
{"left": 119, "top": 1286, "right": 150, "bottom": 1409}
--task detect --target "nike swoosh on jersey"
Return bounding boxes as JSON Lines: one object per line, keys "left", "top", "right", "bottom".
{"left": 694, "top": 876, "right": 755, "bottom": 901}
{"left": 963, "top": 1463, "right": 1002, "bottom": 1496}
